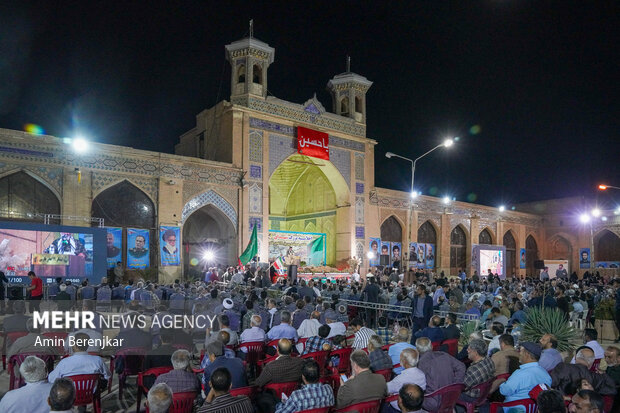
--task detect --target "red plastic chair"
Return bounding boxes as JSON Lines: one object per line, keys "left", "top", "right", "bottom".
{"left": 331, "top": 347, "right": 353, "bottom": 374}
{"left": 67, "top": 374, "right": 102, "bottom": 413}
{"left": 442, "top": 338, "right": 459, "bottom": 357}
{"left": 590, "top": 358, "right": 601, "bottom": 372}
{"left": 425, "top": 383, "right": 466, "bottom": 413}
{"left": 332, "top": 398, "right": 382, "bottom": 413}
{"left": 8, "top": 353, "right": 55, "bottom": 390}
{"left": 455, "top": 379, "right": 494, "bottom": 413}
{"left": 237, "top": 341, "right": 265, "bottom": 377}
{"left": 145, "top": 391, "right": 197, "bottom": 413}
{"left": 1, "top": 331, "right": 29, "bottom": 370}
{"left": 230, "top": 385, "right": 259, "bottom": 400}
{"left": 264, "top": 381, "right": 299, "bottom": 398}
{"left": 431, "top": 341, "right": 442, "bottom": 351}
{"left": 381, "top": 343, "right": 394, "bottom": 352}
{"left": 374, "top": 368, "right": 393, "bottom": 382}
{"left": 301, "top": 350, "right": 330, "bottom": 375}
{"left": 602, "top": 395, "right": 613, "bottom": 413}
{"left": 42, "top": 331, "right": 69, "bottom": 355}
{"left": 297, "top": 407, "right": 331, "bottom": 413}
{"left": 297, "top": 337, "right": 309, "bottom": 353}
{"left": 319, "top": 369, "right": 341, "bottom": 397}
{"left": 136, "top": 366, "right": 173, "bottom": 412}
{"left": 266, "top": 338, "right": 280, "bottom": 348}
{"left": 490, "top": 398, "right": 538, "bottom": 413}
{"left": 110, "top": 347, "right": 147, "bottom": 399}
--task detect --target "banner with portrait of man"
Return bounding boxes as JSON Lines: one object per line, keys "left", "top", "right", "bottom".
{"left": 425, "top": 243, "right": 435, "bottom": 269}
{"left": 160, "top": 226, "right": 180, "bottom": 266}
{"left": 380, "top": 241, "right": 391, "bottom": 266}
{"left": 391, "top": 242, "right": 401, "bottom": 267}
{"left": 369, "top": 237, "right": 380, "bottom": 267}
{"left": 579, "top": 248, "right": 590, "bottom": 269}
{"left": 520, "top": 248, "right": 526, "bottom": 269}
{"left": 127, "top": 228, "right": 149, "bottom": 269}
{"left": 105, "top": 227, "right": 122, "bottom": 268}
{"left": 416, "top": 243, "right": 426, "bottom": 269}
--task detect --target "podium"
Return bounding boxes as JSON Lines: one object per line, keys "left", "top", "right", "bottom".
{"left": 284, "top": 255, "right": 300, "bottom": 284}
{"left": 288, "top": 265, "right": 298, "bottom": 284}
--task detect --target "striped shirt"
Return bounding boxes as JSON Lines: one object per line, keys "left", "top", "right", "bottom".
{"left": 353, "top": 327, "right": 376, "bottom": 349}
{"left": 197, "top": 393, "right": 253, "bottom": 413}
{"left": 275, "top": 383, "right": 335, "bottom": 413}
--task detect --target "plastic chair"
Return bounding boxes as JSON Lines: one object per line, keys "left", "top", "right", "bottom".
{"left": 332, "top": 398, "right": 382, "bottom": 413}
{"left": 1, "top": 331, "right": 29, "bottom": 370}
{"left": 431, "top": 341, "right": 442, "bottom": 351}
{"left": 602, "top": 395, "right": 613, "bottom": 413}
{"left": 8, "top": 353, "right": 56, "bottom": 389}
{"left": 590, "top": 358, "right": 601, "bottom": 372}
{"left": 264, "top": 381, "right": 299, "bottom": 398}
{"left": 319, "top": 370, "right": 341, "bottom": 397}
{"left": 301, "top": 350, "right": 330, "bottom": 375}
{"left": 442, "top": 338, "right": 459, "bottom": 357}
{"left": 374, "top": 368, "right": 393, "bottom": 382}
{"left": 237, "top": 341, "right": 265, "bottom": 377}
{"left": 229, "top": 385, "right": 259, "bottom": 400}
{"left": 110, "top": 347, "right": 147, "bottom": 399}
{"left": 170, "top": 391, "right": 197, "bottom": 413}
{"left": 136, "top": 366, "right": 173, "bottom": 412}
{"left": 331, "top": 347, "right": 353, "bottom": 374}
{"left": 297, "top": 337, "right": 309, "bottom": 353}
{"left": 455, "top": 379, "right": 494, "bottom": 413}
{"left": 381, "top": 343, "right": 394, "bottom": 352}
{"left": 490, "top": 398, "right": 538, "bottom": 413}
{"left": 266, "top": 338, "right": 280, "bottom": 348}
{"left": 42, "top": 331, "right": 69, "bottom": 355}
{"left": 425, "top": 383, "right": 466, "bottom": 413}
{"left": 67, "top": 374, "right": 102, "bottom": 413}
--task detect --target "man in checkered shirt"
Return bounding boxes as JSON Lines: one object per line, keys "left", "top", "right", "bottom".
{"left": 459, "top": 338, "right": 496, "bottom": 404}
{"left": 275, "top": 359, "right": 334, "bottom": 413}
{"left": 302, "top": 324, "right": 331, "bottom": 355}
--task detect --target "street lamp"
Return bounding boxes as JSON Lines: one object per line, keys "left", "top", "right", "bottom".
{"left": 598, "top": 184, "right": 620, "bottom": 191}
{"left": 385, "top": 138, "right": 455, "bottom": 269}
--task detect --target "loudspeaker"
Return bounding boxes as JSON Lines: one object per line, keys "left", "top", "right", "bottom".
{"left": 534, "top": 260, "right": 545, "bottom": 269}
{"left": 288, "top": 265, "right": 297, "bottom": 284}
{"left": 380, "top": 255, "right": 390, "bottom": 266}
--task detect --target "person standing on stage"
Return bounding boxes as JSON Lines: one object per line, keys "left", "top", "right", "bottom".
{"left": 26, "top": 271, "right": 43, "bottom": 313}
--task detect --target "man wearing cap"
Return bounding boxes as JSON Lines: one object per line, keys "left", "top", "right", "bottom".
{"left": 500, "top": 342, "right": 552, "bottom": 402}
{"left": 202, "top": 341, "right": 247, "bottom": 393}
{"left": 221, "top": 298, "right": 241, "bottom": 333}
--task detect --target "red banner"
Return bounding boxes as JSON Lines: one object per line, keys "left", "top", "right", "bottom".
{"left": 297, "top": 126, "right": 329, "bottom": 160}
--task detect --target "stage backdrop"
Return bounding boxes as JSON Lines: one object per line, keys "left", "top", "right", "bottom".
{"left": 543, "top": 260, "right": 569, "bottom": 279}
{"left": 0, "top": 220, "right": 106, "bottom": 285}
{"left": 472, "top": 244, "right": 506, "bottom": 279}
{"left": 268, "top": 230, "right": 326, "bottom": 266}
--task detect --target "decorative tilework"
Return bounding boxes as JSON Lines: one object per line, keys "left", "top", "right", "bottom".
{"left": 268, "top": 134, "right": 296, "bottom": 176}
{"left": 250, "top": 165, "right": 262, "bottom": 179}
{"left": 0, "top": 162, "right": 64, "bottom": 196}
{"left": 355, "top": 226, "right": 365, "bottom": 239}
{"left": 249, "top": 184, "right": 262, "bottom": 214}
{"left": 329, "top": 147, "right": 351, "bottom": 188}
{"left": 355, "top": 197, "right": 364, "bottom": 224}
{"left": 182, "top": 190, "right": 237, "bottom": 229}
{"left": 356, "top": 242, "right": 364, "bottom": 261}
{"left": 356, "top": 183, "right": 364, "bottom": 194}
{"left": 355, "top": 153, "right": 365, "bottom": 180}
{"left": 249, "top": 217, "right": 262, "bottom": 232}
{"left": 330, "top": 135, "right": 365, "bottom": 152}
{"left": 249, "top": 130, "right": 263, "bottom": 163}
{"left": 92, "top": 173, "right": 158, "bottom": 203}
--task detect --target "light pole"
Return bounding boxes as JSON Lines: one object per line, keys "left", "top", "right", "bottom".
{"left": 385, "top": 138, "right": 454, "bottom": 270}
{"left": 598, "top": 184, "right": 620, "bottom": 191}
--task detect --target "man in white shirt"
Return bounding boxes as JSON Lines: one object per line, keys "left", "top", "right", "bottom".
{"left": 351, "top": 271, "right": 361, "bottom": 283}
{"left": 297, "top": 311, "right": 322, "bottom": 338}
{"left": 386, "top": 349, "right": 426, "bottom": 410}
{"left": 240, "top": 315, "right": 266, "bottom": 344}
{"left": 48, "top": 333, "right": 111, "bottom": 383}
{"left": 571, "top": 328, "right": 605, "bottom": 362}
{"left": 0, "top": 356, "right": 53, "bottom": 413}
{"left": 326, "top": 314, "right": 347, "bottom": 339}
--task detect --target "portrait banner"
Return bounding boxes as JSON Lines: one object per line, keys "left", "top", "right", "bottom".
{"left": 391, "top": 242, "right": 401, "bottom": 266}
{"left": 127, "top": 228, "right": 150, "bottom": 269}
{"left": 160, "top": 226, "right": 180, "bottom": 266}
{"left": 381, "top": 241, "right": 391, "bottom": 265}
{"left": 106, "top": 227, "right": 122, "bottom": 268}
{"left": 369, "top": 237, "right": 380, "bottom": 267}
{"left": 579, "top": 248, "right": 590, "bottom": 269}
{"left": 425, "top": 243, "right": 435, "bottom": 269}
{"left": 519, "top": 248, "right": 526, "bottom": 269}
{"left": 416, "top": 243, "right": 426, "bottom": 269}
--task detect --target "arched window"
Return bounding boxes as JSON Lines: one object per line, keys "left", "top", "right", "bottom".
{"left": 0, "top": 171, "right": 60, "bottom": 223}
{"left": 450, "top": 226, "right": 467, "bottom": 270}
{"left": 526, "top": 235, "right": 538, "bottom": 276}
{"left": 252, "top": 64, "right": 262, "bottom": 84}
{"left": 479, "top": 229, "right": 492, "bottom": 245}
{"left": 418, "top": 221, "right": 437, "bottom": 244}
{"left": 380, "top": 216, "right": 402, "bottom": 242}
{"left": 355, "top": 96, "right": 363, "bottom": 114}
{"left": 92, "top": 181, "right": 155, "bottom": 228}
{"left": 503, "top": 231, "right": 516, "bottom": 274}
{"left": 340, "top": 97, "right": 349, "bottom": 115}
{"left": 595, "top": 230, "right": 620, "bottom": 261}
{"left": 549, "top": 236, "right": 571, "bottom": 260}
{"left": 237, "top": 64, "right": 246, "bottom": 83}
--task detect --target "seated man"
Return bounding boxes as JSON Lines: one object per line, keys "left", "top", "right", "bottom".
{"left": 349, "top": 317, "right": 376, "bottom": 349}
{"left": 144, "top": 330, "right": 176, "bottom": 370}
{"left": 571, "top": 329, "right": 605, "bottom": 362}
{"left": 325, "top": 313, "right": 346, "bottom": 338}
{"left": 198, "top": 367, "right": 254, "bottom": 413}
{"left": 297, "top": 311, "right": 322, "bottom": 339}
{"left": 602, "top": 346, "right": 620, "bottom": 386}
{"left": 3, "top": 300, "right": 29, "bottom": 332}
{"left": 275, "top": 360, "right": 335, "bottom": 413}
{"left": 336, "top": 350, "right": 388, "bottom": 408}
{"left": 367, "top": 335, "right": 393, "bottom": 372}
{"left": 459, "top": 339, "right": 496, "bottom": 407}
{"left": 568, "top": 389, "right": 605, "bottom": 413}
{"left": 255, "top": 338, "right": 305, "bottom": 387}
{"left": 47, "top": 377, "right": 76, "bottom": 413}
{"left": 397, "top": 384, "right": 425, "bottom": 413}
{"left": 202, "top": 341, "right": 246, "bottom": 393}
{"left": 206, "top": 314, "right": 239, "bottom": 346}
{"left": 490, "top": 334, "right": 520, "bottom": 394}
{"left": 147, "top": 383, "right": 173, "bottom": 413}
{"left": 386, "top": 349, "right": 426, "bottom": 412}
{"left": 539, "top": 333, "right": 564, "bottom": 372}
{"left": 442, "top": 313, "right": 461, "bottom": 340}
{"left": 48, "top": 332, "right": 111, "bottom": 383}
{"left": 536, "top": 389, "right": 567, "bottom": 413}
{"left": 303, "top": 324, "right": 331, "bottom": 355}
{"left": 153, "top": 349, "right": 201, "bottom": 393}
{"left": 239, "top": 314, "right": 266, "bottom": 343}
{"left": 389, "top": 327, "right": 415, "bottom": 375}
{"left": 486, "top": 322, "right": 505, "bottom": 356}
{"left": 550, "top": 347, "right": 616, "bottom": 396}
{"left": 0, "top": 356, "right": 53, "bottom": 413}
{"left": 267, "top": 311, "right": 298, "bottom": 342}
{"left": 414, "top": 315, "right": 445, "bottom": 342}
{"left": 500, "top": 342, "right": 552, "bottom": 402}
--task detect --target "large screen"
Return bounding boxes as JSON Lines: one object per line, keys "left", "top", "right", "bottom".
{"left": 479, "top": 249, "right": 504, "bottom": 276}
{"left": 0, "top": 221, "right": 106, "bottom": 285}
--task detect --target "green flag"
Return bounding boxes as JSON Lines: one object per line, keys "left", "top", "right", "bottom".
{"left": 238, "top": 224, "right": 258, "bottom": 265}
{"left": 310, "top": 235, "right": 324, "bottom": 265}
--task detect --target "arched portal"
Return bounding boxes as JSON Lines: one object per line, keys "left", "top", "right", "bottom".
{"left": 479, "top": 228, "right": 493, "bottom": 245}
{"left": 526, "top": 235, "right": 539, "bottom": 276}
{"left": 418, "top": 221, "right": 437, "bottom": 244}
{"left": 548, "top": 235, "right": 571, "bottom": 260}
{"left": 183, "top": 204, "right": 236, "bottom": 278}
{"left": 450, "top": 225, "right": 467, "bottom": 272}
{"left": 503, "top": 231, "right": 517, "bottom": 275}
{"left": 380, "top": 216, "right": 402, "bottom": 243}
{"left": 595, "top": 230, "right": 620, "bottom": 262}
{"left": 0, "top": 171, "right": 61, "bottom": 223}
{"left": 269, "top": 154, "right": 350, "bottom": 266}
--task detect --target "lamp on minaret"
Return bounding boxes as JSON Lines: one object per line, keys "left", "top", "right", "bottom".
{"left": 326, "top": 56, "right": 372, "bottom": 123}
{"left": 225, "top": 22, "right": 274, "bottom": 100}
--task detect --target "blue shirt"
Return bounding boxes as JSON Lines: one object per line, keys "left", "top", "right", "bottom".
{"left": 539, "top": 348, "right": 563, "bottom": 372}
{"left": 500, "top": 362, "right": 551, "bottom": 402}
{"left": 267, "top": 323, "right": 298, "bottom": 341}
{"left": 389, "top": 342, "right": 416, "bottom": 374}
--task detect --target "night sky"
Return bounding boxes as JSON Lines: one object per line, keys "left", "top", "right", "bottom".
{"left": 1, "top": 1, "right": 618, "bottom": 208}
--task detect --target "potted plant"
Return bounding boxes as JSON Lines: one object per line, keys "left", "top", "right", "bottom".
{"left": 521, "top": 307, "right": 574, "bottom": 352}
{"left": 593, "top": 298, "right": 618, "bottom": 341}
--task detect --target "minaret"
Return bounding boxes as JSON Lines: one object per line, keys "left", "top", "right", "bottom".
{"left": 326, "top": 56, "right": 372, "bottom": 123}
{"left": 225, "top": 21, "right": 275, "bottom": 99}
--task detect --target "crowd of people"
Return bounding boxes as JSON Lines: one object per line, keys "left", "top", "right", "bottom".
{"left": 0, "top": 265, "right": 619, "bottom": 412}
